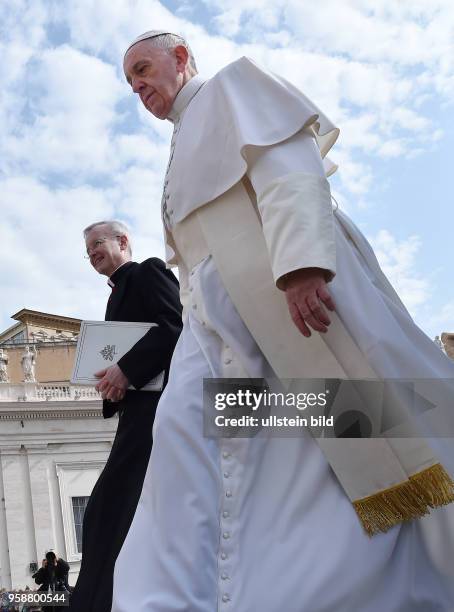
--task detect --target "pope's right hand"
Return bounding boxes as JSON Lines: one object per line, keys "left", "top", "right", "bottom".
{"left": 283, "top": 267, "right": 336, "bottom": 337}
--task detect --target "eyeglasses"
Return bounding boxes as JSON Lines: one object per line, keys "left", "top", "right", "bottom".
{"left": 84, "top": 236, "right": 121, "bottom": 259}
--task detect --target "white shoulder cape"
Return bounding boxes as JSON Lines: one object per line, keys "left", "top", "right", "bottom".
{"left": 166, "top": 56, "right": 339, "bottom": 229}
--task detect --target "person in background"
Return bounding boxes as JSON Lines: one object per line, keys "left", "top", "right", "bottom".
{"left": 69, "top": 220, "right": 182, "bottom": 612}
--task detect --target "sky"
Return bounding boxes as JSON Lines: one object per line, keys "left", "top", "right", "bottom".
{"left": 1, "top": 0, "right": 453, "bottom": 340}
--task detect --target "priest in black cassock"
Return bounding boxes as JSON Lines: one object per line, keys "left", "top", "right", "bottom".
{"left": 69, "top": 220, "right": 182, "bottom": 612}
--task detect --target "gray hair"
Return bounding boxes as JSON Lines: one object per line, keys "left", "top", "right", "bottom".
{"left": 83, "top": 220, "right": 132, "bottom": 255}
{"left": 127, "top": 31, "right": 197, "bottom": 73}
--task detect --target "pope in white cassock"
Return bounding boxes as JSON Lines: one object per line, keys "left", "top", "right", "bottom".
{"left": 112, "top": 30, "right": 454, "bottom": 612}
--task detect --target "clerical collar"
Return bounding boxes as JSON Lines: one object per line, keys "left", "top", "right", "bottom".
{"left": 167, "top": 75, "right": 206, "bottom": 123}
{"left": 108, "top": 261, "right": 134, "bottom": 287}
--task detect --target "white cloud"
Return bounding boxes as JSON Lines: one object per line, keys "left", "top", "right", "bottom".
{"left": 209, "top": 0, "right": 454, "bottom": 74}
{"left": 428, "top": 301, "right": 454, "bottom": 333}
{"left": 112, "top": 166, "right": 164, "bottom": 235}
{"left": 0, "top": 1, "right": 49, "bottom": 146}
{"left": 4, "top": 45, "right": 125, "bottom": 179}
{"left": 54, "top": 0, "right": 212, "bottom": 67}
{"left": 200, "top": 0, "right": 453, "bottom": 166}
{"left": 377, "top": 139, "right": 408, "bottom": 159}
{"left": 114, "top": 133, "right": 167, "bottom": 171}
{"left": 392, "top": 107, "right": 431, "bottom": 132}
{"left": 202, "top": 0, "right": 281, "bottom": 36}
{"left": 368, "top": 230, "right": 431, "bottom": 314}
{"left": 0, "top": 176, "right": 114, "bottom": 326}
{"left": 338, "top": 115, "right": 379, "bottom": 152}
{"left": 330, "top": 150, "right": 373, "bottom": 196}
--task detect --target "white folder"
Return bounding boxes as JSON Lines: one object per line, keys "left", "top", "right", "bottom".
{"left": 71, "top": 321, "right": 165, "bottom": 391}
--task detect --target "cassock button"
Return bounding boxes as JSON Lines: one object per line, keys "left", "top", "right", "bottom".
{"left": 224, "top": 358, "right": 232, "bottom": 364}
{"left": 222, "top": 452, "right": 230, "bottom": 459}
{"left": 222, "top": 532, "right": 230, "bottom": 539}
{"left": 224, "top": 472, "right": 230, "bottom": 478}
{"left": 222, "top": 510, "right": 229, "bottom": 518}
{"left": 221, "top": 552, "right": 228, "bottom": 560}
{"left": 221, "top": 573, "right": 229, "bottom": 580}
{"left": 225, "top": 490, "right": 232, "bottom": 498}
{"left": 222, "top": 594, "right": 230, "bottom": 603}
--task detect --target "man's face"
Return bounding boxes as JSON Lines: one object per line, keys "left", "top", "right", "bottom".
{"left": 123, "top": 41, "right": 185, "bottom": 119}
{"left": 85, "top": 226, "right": 127, "bottom": 277}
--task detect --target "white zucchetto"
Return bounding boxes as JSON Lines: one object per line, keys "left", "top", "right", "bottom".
{"left": 124, "top": 30, "right": 178, "bottom": 56}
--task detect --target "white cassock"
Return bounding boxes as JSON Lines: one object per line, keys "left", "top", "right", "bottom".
{"left": 112, "top": 59, "right": 454, "bottom": 611}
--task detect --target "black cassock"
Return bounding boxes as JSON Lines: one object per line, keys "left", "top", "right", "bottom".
{"left": 69, "top": 258, "right": 182, "bottom": 612}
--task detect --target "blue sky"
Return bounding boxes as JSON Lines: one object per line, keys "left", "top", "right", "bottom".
{"left": 1, "top": 0, "right": 453, "bottom": 339}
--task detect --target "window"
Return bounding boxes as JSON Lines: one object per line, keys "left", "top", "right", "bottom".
{"left": 71, "top": 496, "right": 89, "bottom": 553}
{"left": 56, "top": 461, "right": 104, "bottom": 561}
{"left": 5, "top": 330, "right": 26, "bottom": 344}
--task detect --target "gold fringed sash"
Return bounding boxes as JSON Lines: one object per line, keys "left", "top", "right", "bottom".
{"left": 411, "top": 463, "right": 454, "bottom": 509}
{"left": 353, "top": 463, "right": 454, "bottom": 536}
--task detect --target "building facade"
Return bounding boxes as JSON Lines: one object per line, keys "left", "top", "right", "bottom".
{"left": 0, "top": 310, "right": 116, "bottom": 590}
{"left": 441, "top": 332, "right": 454, "bottom": 359}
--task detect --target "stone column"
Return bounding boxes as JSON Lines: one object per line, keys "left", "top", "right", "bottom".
{"left": 1, "top": 446, "right": 37, "bottom": 589}
{"left": 26, "top": 444, "right": 55, "bottom": 564}
{"left": 0, "top": 453, "right": 12, "bottom": 590}
{"left": 0, "top": 348, "right": 9, "bottom": 383}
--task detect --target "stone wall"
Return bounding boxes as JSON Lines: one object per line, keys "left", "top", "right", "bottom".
{"left": 441, "top": 333, "right": 454, "bottom": 359}
{"left": 1, "top": 344, "right": 76, "bottom": 384}
{"left": 0, "top": 385, "right": 116, "bottom": 590}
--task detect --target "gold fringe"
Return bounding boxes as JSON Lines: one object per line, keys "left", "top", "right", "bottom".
{"left": 410, "top": 463, "right": 454, "bottom": 508}
{"left": 353, "top": 480, "right": 429, "bottom": 537}
{"left": 353, "top": 463, "right": 454, "bottom": 537}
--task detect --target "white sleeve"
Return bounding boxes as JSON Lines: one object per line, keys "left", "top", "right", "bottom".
{"left": 245, "top": 130, "right": 336, "bottom": 289}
